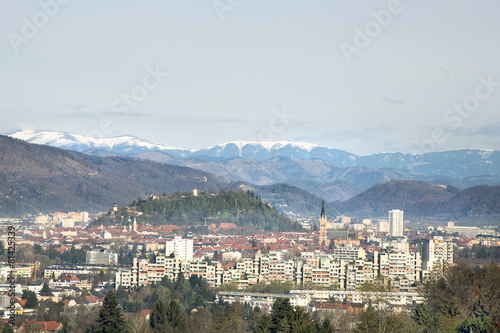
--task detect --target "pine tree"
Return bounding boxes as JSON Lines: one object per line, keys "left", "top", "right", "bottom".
{"left": 150, "top": 299, "right": 187, "bottom": 333}
{"left": 22, "top": 290, "right": 38, "bottom": 309}
{"left": 255, "top": 314, "right": 272, "bottom": 333}
{"left": 40, "top": 282, "right": 53, "bottom": 296}
{"left": 150, "top": 300, "right": 168, "bottom": 333}
{"left": 95, "top": 290, "right": 125, "bottom": 333}
{"left": 320, "top": 318, "right": 335, "bottom": 333}
{"left": 270, "top": 298, "right": 293, "bottom": 333}
{"left": 166, "top": 299, "right": 187, "bottom": 333}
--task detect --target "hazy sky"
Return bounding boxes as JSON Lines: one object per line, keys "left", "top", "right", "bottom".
{"left": 1, "top": 1, "right": 499, "bottom": 155}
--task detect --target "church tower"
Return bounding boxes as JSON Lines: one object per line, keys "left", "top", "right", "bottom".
{"left": 319, "top": 200, "right": 328, "bottom": 246}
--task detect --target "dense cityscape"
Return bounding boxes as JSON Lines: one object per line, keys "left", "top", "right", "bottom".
{"left": 0, "top": 186, "right": 498, "bottom": 332}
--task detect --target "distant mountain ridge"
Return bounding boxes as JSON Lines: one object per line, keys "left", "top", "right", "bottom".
{"left": 10, "top": 130, "right": 500, "bottom": 179}
{"left": 0, "top": 134, "right": 344, "bottom": 219}
{"left": 2, "top": 133, "right": 500, "bottom": 222}
{"left": 8, "top": 130, "right": 500, "bottom": 204}
{"left": 335, "top": 179, "right": 500, "bottom": 221}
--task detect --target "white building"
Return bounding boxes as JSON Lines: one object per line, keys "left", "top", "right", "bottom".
{"left": 35, "top": 215, "right": 48, "bottom": 224}
{"left": 333, "top": 246, "right": 366, "bottom": 262}
{"left": 378, "top": 220, "right": 389, "bottom": 233}
{"left": 100, "top": 231, "right": 112, "bottom": 239}
{"left": 59, "top": 218, "right": 75, "bottom": 228}
{"left": 389, "top": 210, "right": 404, "bottom": 237}
{"left": 165, "top": 236, "right": 193, "bottom": 261}
{"left": 86, "top": 250, "right": 118, "bottom": 265}
{"left": 374, "top": 250, "right": 421, "bottom": 284}
{"left": 417, "top": 236, "right": 453, "bottom": 278}
{"left": 380, "top": 237, "right": 409, "bottom": 252}
{"left": 222, "top": 251, "right": 242, "bottom": 262}
{"left": 80, "top": 212, "right": 90, "bottom": 223}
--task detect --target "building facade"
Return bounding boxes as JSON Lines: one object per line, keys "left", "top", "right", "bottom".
{"left": 389, "top": 210, "right": 404, "bottom": 237}
{"left": 165, "top": 236, "right": 194, "bottom": 261}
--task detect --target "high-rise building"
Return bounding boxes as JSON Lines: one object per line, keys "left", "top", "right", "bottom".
{"left": 319, "top": 200, "right": 328, "bottom": 246}
{"left": 165, "top": 236, "right": 193, "bottom": 261}
{"left": 418, "top": 236, "right": 453, "bottom": 278}
{"left": 86, "top": 250, "right": 118, "bottom": 265}
{"left": 389, "top": 209, "right": 404, "bottom": 237}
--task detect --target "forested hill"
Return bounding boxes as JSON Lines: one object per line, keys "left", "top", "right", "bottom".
{"left": 98, "top": 190, "right": 301, "bottom": 232}
{"left": 335, "top": 179, "right": 500, "bottom": 220}
{"left": 239, "top": 182, "right": 338, "bottom": 218}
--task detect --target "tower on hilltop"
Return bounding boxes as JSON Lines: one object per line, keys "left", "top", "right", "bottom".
{"left": 319, "top": 200, "right": 328, "bottom": 246}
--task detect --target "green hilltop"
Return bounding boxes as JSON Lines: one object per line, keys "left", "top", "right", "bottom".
{"left": 99, "top": 189, "right": 302, "bottom": 232}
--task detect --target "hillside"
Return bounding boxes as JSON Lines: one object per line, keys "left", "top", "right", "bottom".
{"left": 98, "top": 190, "right": 300, "bottom": 232}
{"left": 0, "top": 135, "right": 227, "bottom": 216}
{"left": 176, "top": 156, "right": 431, "bottom": 202}
{"left": 335, "top": 180, "right": 500, "bottom": 220}
{"left": 238, "top": 182, "right": 339, "bottom": 219}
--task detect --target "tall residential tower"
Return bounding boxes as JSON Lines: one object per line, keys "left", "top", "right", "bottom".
{"left": 389, "top": 209, "right": 404, "bottom": 237}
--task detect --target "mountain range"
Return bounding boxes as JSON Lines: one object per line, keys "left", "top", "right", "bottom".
{"left": 1, "top": 132, "right": 500, "bottom": 223}
{"left": 9, "top": 130, "right": 500, "bottom": 202}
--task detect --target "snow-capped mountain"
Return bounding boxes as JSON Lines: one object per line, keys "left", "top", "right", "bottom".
{"left": 9, "top": 130, "right": 186, "bottom": 157}
{"left": 7, "top": 130, "right": 500, "bottom": 183}
{"left": 9, "top": 130, "right": 357, "bottom": 163}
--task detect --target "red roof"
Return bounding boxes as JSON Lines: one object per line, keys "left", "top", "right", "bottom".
{"left": 222, "top": 262, "right": 235, "bottom": 270}
{"left": 159, "top": 225, "right": 182, "bottom": 232}
{"left": 317, "top": 303, "right": 347, "bottom": 310}
{"left": 219, "top": 223, "right": 237, "bottom": 229}
{"left": 59, "top": 274, "right": 80, "bottom": 282}
{"left": 85, "top": 295, "right": 99, "bottom": 303}
{"left": 38, "top": 321, "right": 63, "bottom": 331}
{"left": 22, "top": 321, "right": 63, "bottom": 332}
{"left": 140, "top": 309, "right": 152, "bottom": 317}
{"left": 18, "top": 299, "right": 27, "bottom": 307}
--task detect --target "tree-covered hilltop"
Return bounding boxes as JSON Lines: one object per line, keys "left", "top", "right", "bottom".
{"left": 101, "top": 190, "right": 302, "bottom": 232}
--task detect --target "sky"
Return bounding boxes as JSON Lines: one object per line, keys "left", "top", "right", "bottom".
{"left": 1, "top": 0, "right": 500, "bottom": 155}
